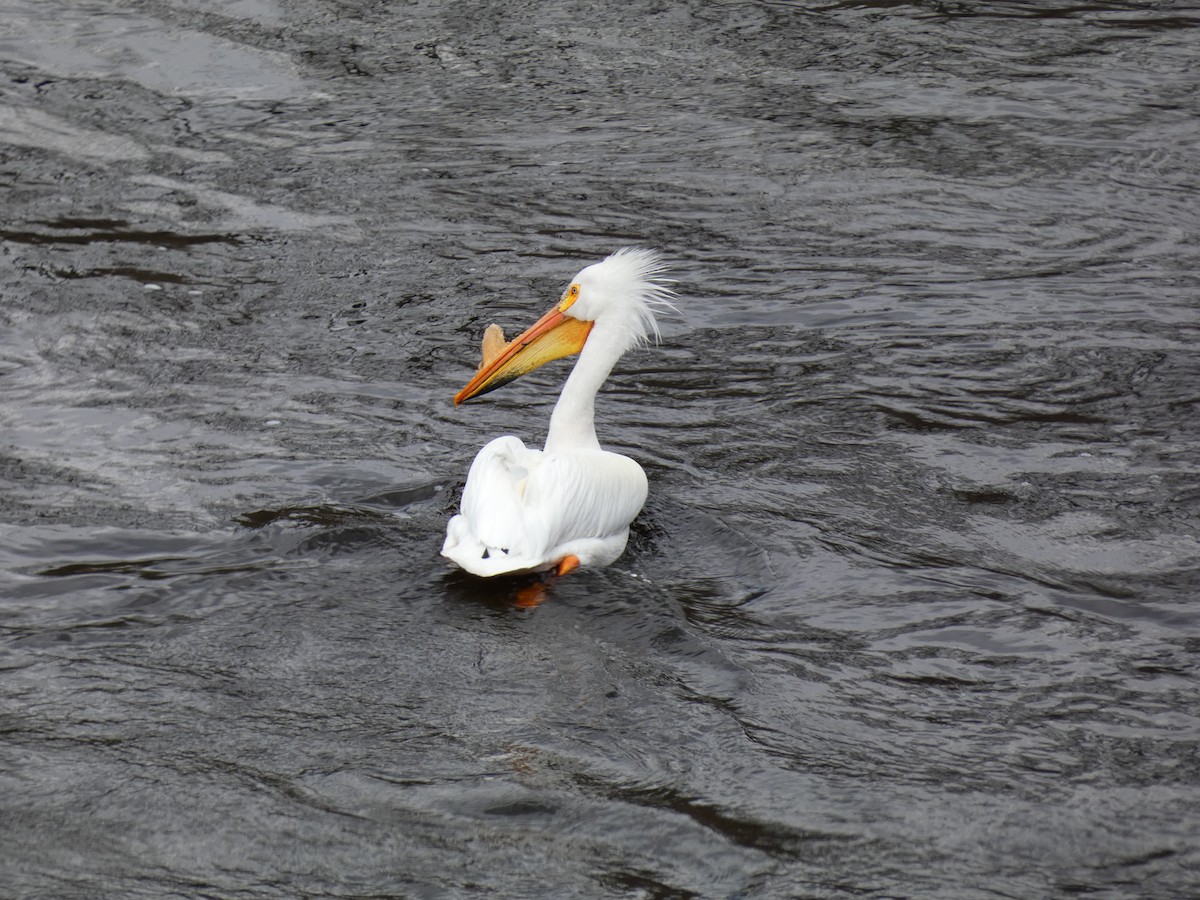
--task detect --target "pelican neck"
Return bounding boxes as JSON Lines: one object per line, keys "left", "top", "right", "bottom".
{"left": 544, "top": 319, "right": 624, "bottom": 455}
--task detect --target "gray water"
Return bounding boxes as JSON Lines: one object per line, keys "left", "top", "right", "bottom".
{"left": 2, "top": 1, "right": 1199, "bottom": 897}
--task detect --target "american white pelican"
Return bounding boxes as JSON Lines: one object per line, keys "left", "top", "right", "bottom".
{"left": 442, "top": 248, "right": 675, "bottom": 578}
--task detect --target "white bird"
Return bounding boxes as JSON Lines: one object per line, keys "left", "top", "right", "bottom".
{"left": 442, "top": 248, "right": 676, "bottom": 578}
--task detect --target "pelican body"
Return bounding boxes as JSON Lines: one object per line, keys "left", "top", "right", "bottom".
{"left": 442, "top": 249, "right": 675, "bottom": 577}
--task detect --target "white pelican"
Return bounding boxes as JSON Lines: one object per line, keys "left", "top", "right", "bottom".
{"left": 442, "top": 248, "right": 675, "bottom": 578}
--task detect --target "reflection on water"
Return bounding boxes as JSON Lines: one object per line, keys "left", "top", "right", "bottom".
{"left": 2, "top": 0, "right": 1199, "bottom": 896}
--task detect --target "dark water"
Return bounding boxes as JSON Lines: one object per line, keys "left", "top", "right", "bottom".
{"left": 2, "top": 0, "right": 1199, "bottom": 896}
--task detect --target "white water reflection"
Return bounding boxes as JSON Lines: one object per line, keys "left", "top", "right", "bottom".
{"left": 1, "top": 0, "right": 303, "bottom": 99}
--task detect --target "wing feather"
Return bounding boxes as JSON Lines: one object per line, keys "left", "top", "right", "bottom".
{"left": 523, "top": 452, "right": 647, "bottom": 555}
{"left": 459, "top": 435, "right": 541, "bottom": 556}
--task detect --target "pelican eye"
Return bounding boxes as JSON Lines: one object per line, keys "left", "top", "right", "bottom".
{"left": 558, "top": 283, "right": 580, "bottom": 312}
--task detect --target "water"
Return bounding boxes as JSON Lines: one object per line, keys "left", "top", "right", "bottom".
{"left": 2, "top": 0, "right": 1199, "bottom": 896}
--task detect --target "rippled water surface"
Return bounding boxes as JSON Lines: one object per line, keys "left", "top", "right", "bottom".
{"left": 3, "top": 1, "right": 1199, "bottom": 897}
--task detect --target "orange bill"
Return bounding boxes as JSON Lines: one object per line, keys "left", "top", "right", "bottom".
{"left": 454, "top": 306, "right": 594, "bottom": 405}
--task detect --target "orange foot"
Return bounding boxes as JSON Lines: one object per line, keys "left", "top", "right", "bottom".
{"left": 513, "top": 583, "right": 547, "bottom": 609}
{"left": 556, "top": 554, "right": 581, "bottom": 576}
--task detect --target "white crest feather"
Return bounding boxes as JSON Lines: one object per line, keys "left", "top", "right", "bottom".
{"left": 574, "top": 247, "right": 678, "bottom": 351}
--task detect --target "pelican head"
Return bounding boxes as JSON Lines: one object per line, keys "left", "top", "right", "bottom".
{"left": 454, "top": 248, "right": 675, "bottom": 405}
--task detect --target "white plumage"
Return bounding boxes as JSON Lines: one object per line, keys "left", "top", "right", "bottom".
{"left": 442, "top": 248, "right": 675, "bottom": 577}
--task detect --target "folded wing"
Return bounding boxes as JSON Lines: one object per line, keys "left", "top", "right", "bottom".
{"left": 442, "top": 435, "right": 648, "bottom": 576}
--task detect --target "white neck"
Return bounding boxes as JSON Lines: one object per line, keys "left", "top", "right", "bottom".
{"left": 544, "top": 321, "right": 624, "bottom": 455}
